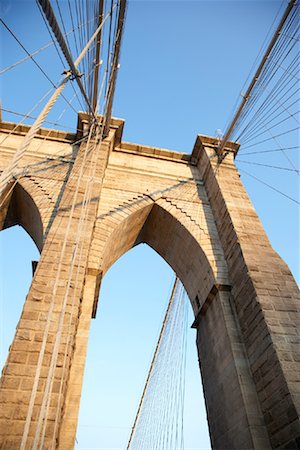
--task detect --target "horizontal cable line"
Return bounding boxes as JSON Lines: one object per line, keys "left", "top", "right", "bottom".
{"left": 234, "top": 51, "right": 299, "bottom": 141}
{"left": 279, "top": 31, "right": 300, "bottom": 41}
{"left": 230, "top": 21, "right": 299, "bottom": 141}
{"left": 242, "top": 50, "right": 300, "bottom": 126}
{"left": 1, "top": 108, "right": 80, "bottom": 132}
{"left": 237, "top": 67, "right": 299, "bottom": 136}
{"left": 0, "top": 17, "right": 82, "bottom": 116}
{"left": 268, "top": 55, "right": 300, "bottom": 80}
{"left": 239, "top": 146, "right": 300, "bottom": 155}
{"left": 0, "top": 17, "right": 58, "bottom": 88}
{"left": 245, "top": 53, "right": 300, "bottom": 118}
{"left": 238, "top": 86, "right": 300, "bottom": 144}
{"left": 0, "top": 40, "right": 53, "bottom": 75}
{"left": 236, "top": 61, "right": 299, "bottom": 139}
{"left": 240, "top": 126, "right": 299, "bottom": 150}
{"left": 237, "top": 159, "right": 299, "bottom": 172}
{"left": 0, "top": 86, "right": 54, "bottom": 147}
{"left": 238, "top": 93, "right": 298, "bottom": 143}
{"left": 0, "top": 17, "right": 96, "bottom": 75}
{"left": 240, "top": 107, "right": 299, "bottom": 146}
{"left": 264, "top": 117, "right": 300, "bottom": 175}
{"left": 229, "top": 34, "right": 298, "bottom": 142}
{"left": 239, "top": 168, "right": 300, "bottom": 204}
{"left": 218, "top": 0, "right": 299, "bottom": 153}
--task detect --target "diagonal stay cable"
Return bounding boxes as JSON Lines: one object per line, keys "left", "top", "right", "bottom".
{"left": 239, "top": 126, "right": 299, "bottom": 150}
{"left": 218, "top": 0, "right": 298, "bottom": 156}
{"left": 26, "top": 12, "right": 126, "bottom": 443}
{"left": 103, "top": 0, "right": 127, "bottom": 136}
{"left": 239, "top": 168, "right": 299, "bottom": 204}
{"left": 36, "top": 0, "right": 87, "bottom": 113}
{"left": 0, "top": 17, "right": 82, "bottom": 115}
{"left": 37, "top": 0, "right": 97, "bottom": 119}
{"left": 0, "top": 6, "right": 114, "bottom": 194}
{"left": 126, "top": 278, "right": 179, "bottom": 450}
{"left": 239, "top": 145, "right": 299, "bottom": 156}
{"left": 236, "top": 46, "right": 300, "bottom": 141}
{"left": 0, "top": 18, "right": 56, "bottom": 87}
{"left": 0, "top": 86, "right": 54, "bottom": 149}
{"left": 234, "top": 35, "right": 299, "bottom": 142}
{"left": 238, "top": 52, "right": 300, "bottom": 144}
{"left": 1, "top": 108, "right": 80, "bottom": 133}
{"left": 237, "top": 159, "right": 299, "bottom": 173}
{"left": 232, "top": 10, "right": 300, "bottom": 143}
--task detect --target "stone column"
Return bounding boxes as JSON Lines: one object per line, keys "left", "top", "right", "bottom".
{"left": 195, "top": 288, "right": 271, "bottom": 449}
{"left": 196, "top": 137, "right": 300, "bottom": 449}
{"left": 0, "top": 130, "right": 114, "bottom": 450}
{"left": 57, "top": 270, "right": 102, "bottom": 449}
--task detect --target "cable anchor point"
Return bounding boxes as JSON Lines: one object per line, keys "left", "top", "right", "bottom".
{"left": 62, "top": 69, "right": 83, "bottom": 81}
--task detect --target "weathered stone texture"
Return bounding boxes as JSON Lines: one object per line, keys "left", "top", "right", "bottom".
{"left": 0, "top": 116, "right": 299, "bottom": 449}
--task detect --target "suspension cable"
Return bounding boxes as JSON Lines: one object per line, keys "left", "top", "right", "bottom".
{"left": 127, "top": 278, "right": 179, "bottom": 450}
{"left": 217, "top": 0, "right": 297, "bottom": 156}
{"left": 103, "top": 0, "right": 127, "bottom": 136}
{"left": 239, "top": 168, "right": 300, "bottom": 204}
{"left": 92, "top": 0, "right": 104, "bottom": 113}
{"left": 37, "top": 0, "right": 97, "bottom": 119}
{"left": 0, "top": 4, "right": 115, "bottom": 196}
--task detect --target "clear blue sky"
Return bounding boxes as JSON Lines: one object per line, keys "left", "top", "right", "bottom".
{"left": 0, "top": 1, "right": 299, "bottom": 449}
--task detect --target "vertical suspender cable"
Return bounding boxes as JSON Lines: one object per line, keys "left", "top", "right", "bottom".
{"left": 103, "top": 0, "right": 127, "bottom": 136}
{"left": 126, "top": 278, "right": 179, "bottom": 450}
{"left": 18, "top": 9, "right": 118, "bottom": 450}
{"left": 37, "top": 0, "right": 97, "bottom": 119}
{"left": 92, "top": 0, "right": 104, "bottom": 113}
{"left": 0, "top": 6, "right": 115, "bottom": 196}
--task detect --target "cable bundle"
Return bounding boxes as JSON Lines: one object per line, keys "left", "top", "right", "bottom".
{"left": 127, "top": 278, "right": 189, "bottom": 450}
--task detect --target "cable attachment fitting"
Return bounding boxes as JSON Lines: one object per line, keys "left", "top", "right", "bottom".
{"left": 62, "top": 69, "right": 83, "bottom": 81}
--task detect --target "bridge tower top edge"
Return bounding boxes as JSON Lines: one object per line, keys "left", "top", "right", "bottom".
{"left": 0, "top": 110, "right": 240, "bottom": 165}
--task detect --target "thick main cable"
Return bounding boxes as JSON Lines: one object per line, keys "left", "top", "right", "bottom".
{"left": 37, "top": 0, "right": 97, "bottom": 118}
{"left": 0, "top": 5, "right": 115, "bottom": 196}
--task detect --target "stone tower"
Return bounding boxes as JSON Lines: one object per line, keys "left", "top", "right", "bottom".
{"left": 0, "top": 113, "right": 299, "bottom": 449}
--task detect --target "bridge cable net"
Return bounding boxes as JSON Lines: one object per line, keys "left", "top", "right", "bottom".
{"left": 0, "top": 2, "right": 128, "bottom": 448}
{"left": 219, "top": 0, "right": 299, "bottom": 205}
{"left": 0, "top": 0, "right": 126, "bottom": 194}
{"left": 127, "top": 277, "right": 189, "bottom": 450}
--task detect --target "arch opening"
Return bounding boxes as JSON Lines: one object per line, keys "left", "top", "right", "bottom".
{"left": 0, "top": 182, "right": 42, "bottom": 370}
{"left": 99, "top": 202, "right": 219, "bottom": 316}
{"left": 74, "top": 200, "right": 219, "bottom": 447}
{"left": 0, "top": 225, "right": 40, "bottom": 369}
{"left": 75, "top": 244, "right": 211, "bottom": 449}
{"left": 1, "top": 182, "right": 43, "bottom": 253}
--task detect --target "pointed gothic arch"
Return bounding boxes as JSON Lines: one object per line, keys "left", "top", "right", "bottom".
{"left": 0, "top": 120, "right": 299, "bottom": 449}
{"left": 98, "top": 200, "right": 222, "bottom": 314}
{"left": 1, "top": 181, "right": 43, "bottom": 252}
